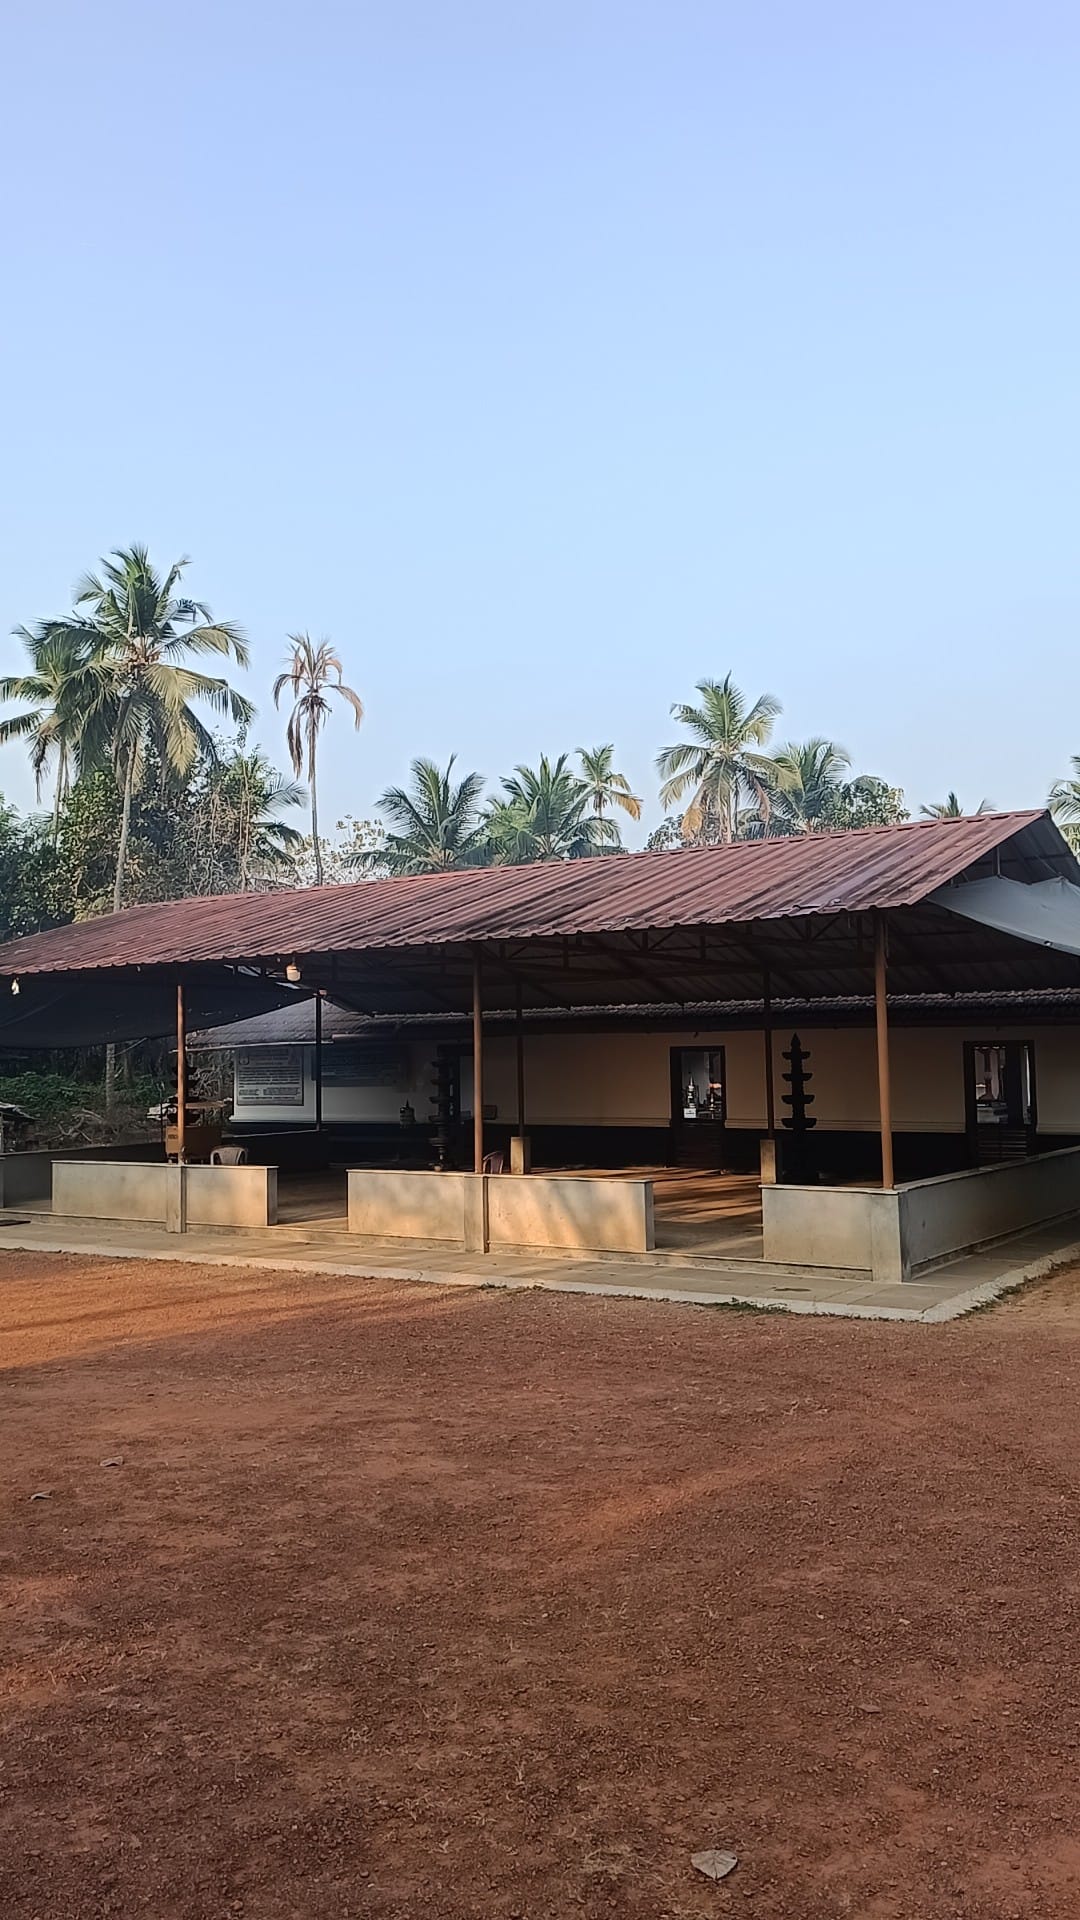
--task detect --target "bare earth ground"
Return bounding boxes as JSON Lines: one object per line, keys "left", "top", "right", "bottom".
{"left": 3, "top": 1259, "right": 1080, "bottom": 1919}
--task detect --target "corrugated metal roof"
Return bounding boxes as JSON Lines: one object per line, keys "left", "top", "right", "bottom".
{"left": 189, "top": 984, "right": 1080, "bottom": 1049}
{"left": 0, "top": 811, "right": 1065, "bottom": 979}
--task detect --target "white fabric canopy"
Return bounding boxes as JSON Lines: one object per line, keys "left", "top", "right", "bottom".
{"left": 930, "top": 875, "right": 1080, "bottom": 957}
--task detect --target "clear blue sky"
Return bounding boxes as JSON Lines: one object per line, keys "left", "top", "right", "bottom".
{"left": 2, "top": 1, "right": 1078, "bottom": 839}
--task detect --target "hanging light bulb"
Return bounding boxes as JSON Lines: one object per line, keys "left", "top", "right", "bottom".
{"left": 285, "top": 959, "right": 302, "bottom": 985}
{"left": 10, "top": 978, "right": 19, "bottom": 996}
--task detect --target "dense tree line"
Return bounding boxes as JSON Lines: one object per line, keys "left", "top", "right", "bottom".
{"left": 2, "top": 543, "right": 1077, "bottom": 942}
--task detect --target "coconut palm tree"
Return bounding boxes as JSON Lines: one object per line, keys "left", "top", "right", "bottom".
{"left": 1049, "top": 759, "right": 1080, "bottom": 851}
{"left": 208, "top": 745, "right": 306, "bottom": 890}
{"left": 31, "top": 547, "right": 252, "bottom": 912}
{"left": 656, "top": 674, "right": 784, "bottom": 842}
{"left": 759, "top": 738, "right": 852, "bottom": 835}
{"left": 920, "top": 793, "right": 993, "bottom": 819}
{"left": 273, "top": 634, "right": 363, "bottom": 886}
{"left": 28, "top": 547, "right": 251, "bottom": 1110}
{"left": 0, "top": 625, "right": 101, "bottom": 839}
{"left": 577, "top": 745, "right": 642, "bottom": 825}
{"left": 486, "top": 754, "right": 621, "bottom": 862}
{"left": 362, "top": 756, "right": 488, "bottom": 876}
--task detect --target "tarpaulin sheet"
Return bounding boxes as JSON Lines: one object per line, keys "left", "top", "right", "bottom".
{"left": 0, "top": 976, "right": 307, "bottom": 1048}
{"left": 931, "top": 875, "right": 1080, "bottom": 958}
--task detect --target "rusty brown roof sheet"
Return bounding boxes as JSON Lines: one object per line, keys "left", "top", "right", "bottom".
{"left": 0, "top": 810, "right": 1067, "bottom": 978}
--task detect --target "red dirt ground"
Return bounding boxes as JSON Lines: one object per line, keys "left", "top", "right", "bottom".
{"left": 3, "top": 1255, "right": 1080, "bottom": 1919}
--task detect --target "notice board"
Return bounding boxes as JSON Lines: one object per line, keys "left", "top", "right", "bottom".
{"left": 236, "top": 1046, "right": 305, "bottom": 1107}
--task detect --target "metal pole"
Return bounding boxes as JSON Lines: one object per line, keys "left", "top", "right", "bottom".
{"left": 314, "top": 992, "right": 323, "bottom": 1131}
{"left": 874, "top": 913, "right": 894, "bottom": 1189}
{"left": 472, "top": 957, "right": 484, "bottom": 1174}
{"left": 762, "top": 966, "right": 776, "bottom": 1135}
{"left": 515, "top": 984, "right": 526, "bottom": 1136}
{"left": 176, "top": 981, "right": 187, "bottom": 1165}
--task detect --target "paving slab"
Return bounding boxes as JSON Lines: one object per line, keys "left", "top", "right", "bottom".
{"left": 3, "top": 1209, "right": 1080, "bottom": 1321}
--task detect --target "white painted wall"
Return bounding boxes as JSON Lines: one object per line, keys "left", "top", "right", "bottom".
{"left": 476, "top": 1024, "right": 1080, "bottom": 1134}
{"left": 230, "top": 1043, "right": 430, "bottom": 1125}
{"left": 228, "top": 1025, "right": 1080, "bottom": 1136}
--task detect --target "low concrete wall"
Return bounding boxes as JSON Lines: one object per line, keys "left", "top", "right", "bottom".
{"left": 346, "top": 1169, "right": 655, "bottom": 1255}
{"left": 487, "top": 1174, "right": 654, "bottom": 1254}
{"left": 763, "top": 1145, "right": 1080, "bottom": 1282}
{"left": 184, "top": 1165, "right": 278, "bottom": 1228}
{"left": 54, "top": 1160, "right": 169, "bottom": 1224}
{"left": 347, "top": 1169, "right": 467, "bottom": 1242}
{"left": 900, "top": 1146, "right": 1080, "bottom": 1272}
{"left": 0, "top": 1140, "right": 161, "bottom": 1207}
{"left": 761, "top": 1184, "right": 909, "bottom": 1282}
{"left": 52, "top": 1160, "right": 277, "bottom": 1230}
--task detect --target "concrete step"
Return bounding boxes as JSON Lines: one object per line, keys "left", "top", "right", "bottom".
{"left": 263, "top": 1225, "right": 871, "bottom": 1286}
{"left": 650, "top": 1251, "right": 872, "bottom": 1285}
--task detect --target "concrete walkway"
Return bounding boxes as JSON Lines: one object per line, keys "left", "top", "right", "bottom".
{"left": 3, "top": 1209, "right": 1080, "bottom": 1321}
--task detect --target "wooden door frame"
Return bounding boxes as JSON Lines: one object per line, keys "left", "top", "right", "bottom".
{"left": 669, "top": 1044, "right": 728, "bottom": 1125}
{"left": 963, "top": 1039, "right": 1038, "bottom": 1154}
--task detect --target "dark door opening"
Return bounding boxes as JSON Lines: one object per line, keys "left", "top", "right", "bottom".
{"left": 670, "top": 1046, "right": 727, "bottom": 1168}
{"left": 964, "top": 1041, "right": 1037, "bottom": 1163}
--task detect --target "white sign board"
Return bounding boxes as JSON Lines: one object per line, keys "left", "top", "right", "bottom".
{"left": 236, "top": 1046, "right": 305, "bottom": 1107}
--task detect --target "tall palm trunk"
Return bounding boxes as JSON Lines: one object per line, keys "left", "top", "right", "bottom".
{"left": 51, "top": 745, "right": 68, "bottom": 845}
{"left": 309, "top": 732, "right": 322, "bottom": 885}
{"left": 238, "top": 797, "right": 251, "bottom": 892}
{"left": 105, "top": 756, "right": 136, "bottom": 1112}
{"left": 113, "top": 757, "right": 135, "bottom": 914}
{"left": 722, "top": 780, "right": 737, "bottom": 844}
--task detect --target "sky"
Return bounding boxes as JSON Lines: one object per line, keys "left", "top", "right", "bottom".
{"left": 2, "top": 1, "right": 1079, "bottom": 843}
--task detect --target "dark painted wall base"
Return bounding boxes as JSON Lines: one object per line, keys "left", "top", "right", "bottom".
{"left": 231, "top": 1122, "right": 436, "bottom": 1170}
{"left": 485, "top": 1123, "right": 673, "bottom": 1169}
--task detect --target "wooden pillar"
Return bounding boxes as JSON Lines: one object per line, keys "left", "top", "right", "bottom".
{"left": 472, "top": 957, "right": 484, "bottom": 1175}
{"left": 176, "top": 980, "right": 187, "bottom": 1165}
{"left": 874, "top": 912, "right": 895, "bottom": 1189}
{"left": 762, "top": 966, "right": 776, "bottom": 1135}
{"left": 314, "top": 992, "right": 323, "bottom": 1131}
{"left": 515, "top": 986, "right": 526, "bottom": 1136}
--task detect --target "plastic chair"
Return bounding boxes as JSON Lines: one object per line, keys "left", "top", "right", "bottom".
{"left": 482, "top": 1151, "right": 505, "bottom": 1174}
{"left": 211, "top": 1146, "right": 249, "bottom": 1166}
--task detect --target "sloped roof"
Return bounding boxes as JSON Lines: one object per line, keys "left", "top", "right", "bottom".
{"left": 0, "top": 811, "right": 1066, "bottom": 978}
{"left": 1, "top": 811, "right": 1077, "bottom": 1021}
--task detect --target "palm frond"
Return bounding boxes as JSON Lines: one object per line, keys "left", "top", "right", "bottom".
{"left": 0, "top": 709, "right": 45, "bottom": 743}
{"left": 160, "top": 620, "right": 249, "bottom": 668}
{"left": 332, "top": 681, "right": 364, "bottom": 726}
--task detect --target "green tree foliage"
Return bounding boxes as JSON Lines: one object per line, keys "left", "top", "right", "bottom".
{"left": 577, "top": 745, "right": 641, "bottom": 823}
{"left": 656, "top": 675, "right": 784, "bottom": 842}
{"left": 28, "top": 547, "right": 253, "bottom": 912}
{"left": 40, "top": 745, "right": 306, "bottom": 921}
{"left": 0, "top": 627, "right": 102, "bottom": 838}
{"left": 485, "top": 754, "right": 624, "bottom": 862}
{"left": 296, "top": 814, "right": 384, "bottom": 886}
{"left": 1049, "top": 760, "right": 1080, "bottom": 851}
{"left": 191, "top": 745, "right": 305, "bottom": 892}
{"left": 0, "top": 543, "right": 1006, "bottom": 933}
{"left": 824, "top": 776, "right": 909, "bottom": 830}
{"left": 741, "top": 745, "right": 909, "bottom": 837}
{"left": 0, "top": 800, "right": 62, "bottom": 941}
{"left": 361, "top": 757, "right": 488, "bottom": 876}
{"left": 649, "top": 760, "right": 907, "bottom": 847}
{"left": 919, "top": 792, "right": 993, "bottom": 819}
{"left": 750, "top": 738, "right": 852, "bottom": 835}
{"left": 644, "top": 817, "right": 685, "bottom": 851}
